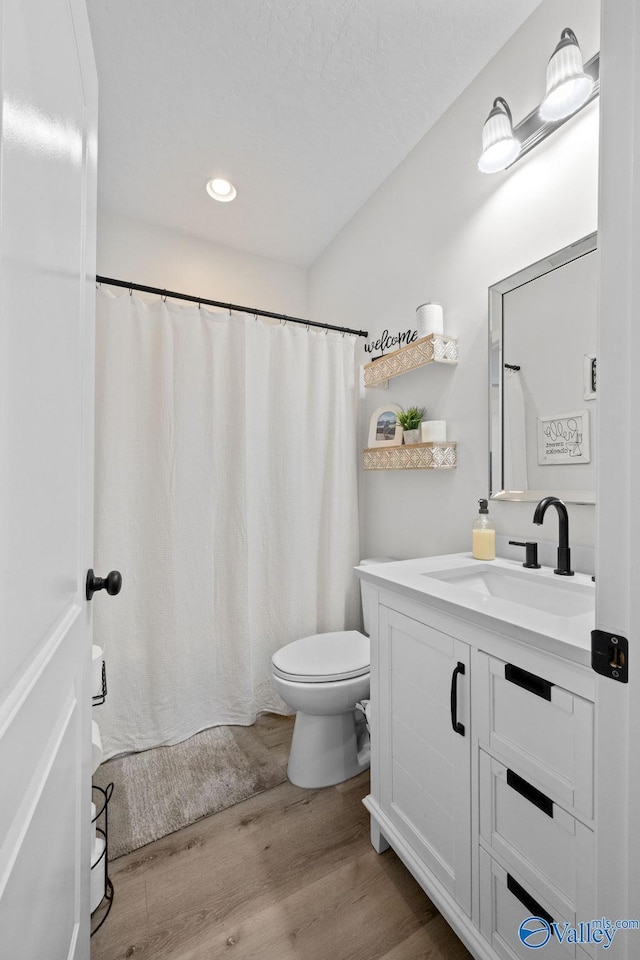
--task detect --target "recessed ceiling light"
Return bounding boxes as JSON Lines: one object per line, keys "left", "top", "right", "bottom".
{"left": 206, "top": 178, "right": 237, "bottom": 202}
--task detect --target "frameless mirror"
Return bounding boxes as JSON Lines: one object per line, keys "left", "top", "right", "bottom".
{"left": 489, "top": 232, "right": 597, "bottom": 504}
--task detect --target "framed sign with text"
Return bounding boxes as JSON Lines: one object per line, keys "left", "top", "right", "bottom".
{"left": 536, "top": 410, "right": 591, "bottom": 465}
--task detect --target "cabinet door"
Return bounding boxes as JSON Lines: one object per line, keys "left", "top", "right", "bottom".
{"left": 379, "top": 606, "right": 471, "bottom": 913}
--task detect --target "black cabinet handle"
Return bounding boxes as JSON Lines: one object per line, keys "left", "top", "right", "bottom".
{"left": 507, "top": 769, "right": 554, "bottom": 818}
{"left": 450, "top": 661, "right": 465, "bottom": 736}
{"left": 507, "top": 874, "right": 555, "bottom": 929}
{"left": 505, "top": 663, "right": 553, "bottom": 701}
{"left": 86, "top": 569, "right": 122, "bottom": 602}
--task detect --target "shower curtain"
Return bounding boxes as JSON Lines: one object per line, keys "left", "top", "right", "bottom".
{"left": 94, "top": 289, "right": 360, "bottom": 758}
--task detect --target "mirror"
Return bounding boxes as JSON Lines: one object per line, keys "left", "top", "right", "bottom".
{"left": 489, "top": 232, "right": 597, "bottom": 505}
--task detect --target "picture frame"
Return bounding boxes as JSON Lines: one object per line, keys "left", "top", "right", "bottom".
{"left": 536, "top": 410, "right": 591, "bottom": 465}
{"left": 368, "top": 404, "right": 403, "bottom": 448}
{"left": 583, "top": 354, "right": 597, "bottom": 400}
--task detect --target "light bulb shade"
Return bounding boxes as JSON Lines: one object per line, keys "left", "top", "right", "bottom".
{"left": 540, "top": 28, "right": 594, "bottom": 122}
{"left": 478, "top": 98, "right": 521, "bottom": 173}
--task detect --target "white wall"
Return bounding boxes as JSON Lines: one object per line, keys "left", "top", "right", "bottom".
{"left": 308, "top": 0, "right": 600, "bottom": 565}
{"left": 97, "top": 209, "right": 308, "bottom": 317}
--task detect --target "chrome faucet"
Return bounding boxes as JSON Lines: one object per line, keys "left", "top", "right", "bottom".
{"left": 532, "top": 496, "right": 574, "bottom": 576}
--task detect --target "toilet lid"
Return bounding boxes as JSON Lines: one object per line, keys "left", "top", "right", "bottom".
{"left": 272, "top": 631, "right": 370, "bottom": 683}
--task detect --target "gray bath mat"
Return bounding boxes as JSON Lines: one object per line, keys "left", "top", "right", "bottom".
{"left": 93, "top": 724, "right": 287, "bottom": 859}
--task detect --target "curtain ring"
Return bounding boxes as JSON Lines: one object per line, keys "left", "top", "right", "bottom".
{"left": 325, "top": 327, "right": 329, "bottom": 335}
{"left": 198, "top": 300, "right": 201, "bottom": 310}
{"left": 228, "top": 304, "right": 232, "bottom": 316}
{"left": 161, "top": 290, "right": 167, "bottom": 303}
{"left": 254, "top": 312, "right": 258, "bottom": 322}
{"left": 129, "top": 283, "right": 133, "bottom": 296}
{"left": 306, "top": 323, "right": 310, "bottom": 332}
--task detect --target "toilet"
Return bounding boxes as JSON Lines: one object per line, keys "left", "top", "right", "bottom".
{"left": 272, "top": 557, "right": 392, "bottom": 788}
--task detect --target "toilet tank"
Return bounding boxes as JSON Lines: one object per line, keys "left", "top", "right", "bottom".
{"left": 359, "top": 557, "right": 394, "bottom": 636}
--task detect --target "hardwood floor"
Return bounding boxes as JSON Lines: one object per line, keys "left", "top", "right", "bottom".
{"left": 91, "top": 714, "right": 472, "bottom": 960}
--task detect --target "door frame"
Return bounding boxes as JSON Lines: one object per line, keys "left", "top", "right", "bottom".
{"left": 75, "top": 0, "right": 99, "bottom": 940}
{"left": 595, "top": 1, "right": 640, "bottom": 955}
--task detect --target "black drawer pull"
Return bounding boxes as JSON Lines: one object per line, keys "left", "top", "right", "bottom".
{"left": 505, "top": 663, "right": 553, "bottom": 701}
{"left": 507, "top": 769, "right": 554, "bottom": 818}
{"left": 450, "top": 662, "right": 465, "bottom": 736}
{"left": 507, "top": 874, "right": 555, "bottom": 929}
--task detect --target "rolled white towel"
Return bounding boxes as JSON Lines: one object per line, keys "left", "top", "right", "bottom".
{"left": 355, "top": 699, "right": 371, "bottom": 732}
{"left": 91, "top": 720, "right": 103, "bottom": 774}
{"left": 90, "top": 836, "right": 106, "bottom": 912}
{"left": 91, "top": 646, "right": 104, "bottom": 698}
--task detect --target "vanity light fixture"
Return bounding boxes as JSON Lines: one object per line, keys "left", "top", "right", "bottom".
{"left": 478, "top": 28, "right": 599, "bottom": 174}
{"left": 206, "top": 178, "right": 237, "bottom": 202}
{"left": 477, "top": 97, "right": 521, "bottom": 174}
{"left": 540, "top": 29, "right": 594, "bottom": 122}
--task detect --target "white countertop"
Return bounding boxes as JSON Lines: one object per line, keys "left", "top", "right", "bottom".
{"left": 356, "top": 553, "right": 596, "bottom": 666}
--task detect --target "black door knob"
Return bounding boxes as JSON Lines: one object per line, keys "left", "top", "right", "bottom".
{"left": 86, "top": 569, "right": 122, "bottom": 601}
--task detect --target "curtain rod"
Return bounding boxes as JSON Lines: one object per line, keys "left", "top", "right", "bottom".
{"left": 96, "top": 276, "right": 368, "bottom": 339}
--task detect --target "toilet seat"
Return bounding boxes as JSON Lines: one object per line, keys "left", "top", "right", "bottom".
{"left": 272, "top": 630, "right": 369, "bottom": 684}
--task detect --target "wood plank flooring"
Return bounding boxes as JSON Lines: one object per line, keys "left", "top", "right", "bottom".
{"left": 91, "top": 714, "right": 472, "bottom": 960}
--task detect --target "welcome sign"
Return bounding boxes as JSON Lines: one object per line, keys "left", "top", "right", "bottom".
{"left": 364, "top": 327, "right": 419, "bottom": 360}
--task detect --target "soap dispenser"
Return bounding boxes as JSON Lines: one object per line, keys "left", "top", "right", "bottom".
{"left": 472, "top": 498, "right": 495, "bottom": 560}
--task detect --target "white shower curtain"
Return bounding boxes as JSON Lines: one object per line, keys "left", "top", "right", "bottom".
{"left": 94, "top": 289, "right": 360, "bottom": 758}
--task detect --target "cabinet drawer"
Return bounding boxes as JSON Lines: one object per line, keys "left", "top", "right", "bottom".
{"left": 479, "top": 752, "right": 595, "bottom": 920}
{"left": 477, "top": 653, "right": 594, "bottom": 819}
{"left": 479, "top": 848, "right": 577, "bottom": 960}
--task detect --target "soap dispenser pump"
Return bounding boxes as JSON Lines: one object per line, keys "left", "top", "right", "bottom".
{"left": 472, "top": 498, "right": 495, "bottom": 561}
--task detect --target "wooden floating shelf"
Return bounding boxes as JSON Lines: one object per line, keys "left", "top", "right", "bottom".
{"left": 363, "top": 333, "right": 458, "bottom": 386}
{"left": 363, "top": 441, "right": 457, "bottom": 470}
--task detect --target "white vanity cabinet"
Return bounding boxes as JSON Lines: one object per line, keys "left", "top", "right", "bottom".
{"left": 361, "top": 569, "right": 597, "bottom": 960}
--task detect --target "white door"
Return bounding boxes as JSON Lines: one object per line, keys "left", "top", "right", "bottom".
{"left": 0, "top": 1, "right": 97, "bottom": 958}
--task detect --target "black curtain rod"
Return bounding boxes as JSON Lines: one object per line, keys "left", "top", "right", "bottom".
{"left": 96, "top": 276, "right": 368, "bottom": 339}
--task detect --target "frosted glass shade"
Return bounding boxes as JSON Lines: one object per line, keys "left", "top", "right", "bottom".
{"left": 540, "top": 30, "right": 593, "bottom": 122}
{"left": 478, "top": 99, "right": 520, "bottom": 174}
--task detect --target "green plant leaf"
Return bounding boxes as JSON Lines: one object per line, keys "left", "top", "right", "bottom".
{"left": 396, "top": 405, "right": 426, "bottom": 430}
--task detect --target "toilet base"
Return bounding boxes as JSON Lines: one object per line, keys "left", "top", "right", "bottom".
{"left": 287, "top": 709, "right": 370, "bottom": 788}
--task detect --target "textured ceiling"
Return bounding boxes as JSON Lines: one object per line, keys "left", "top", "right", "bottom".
{"left": 87, "top": 0, "right": 542, "bottom": 267}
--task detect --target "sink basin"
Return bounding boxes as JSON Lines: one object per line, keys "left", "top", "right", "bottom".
{"left": 422, "top": 563, "right": 594, "bottom": 618}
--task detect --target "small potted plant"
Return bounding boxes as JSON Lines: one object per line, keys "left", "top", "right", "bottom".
{"left": 396, "top": 406, "right": 426, "bottom": 445}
